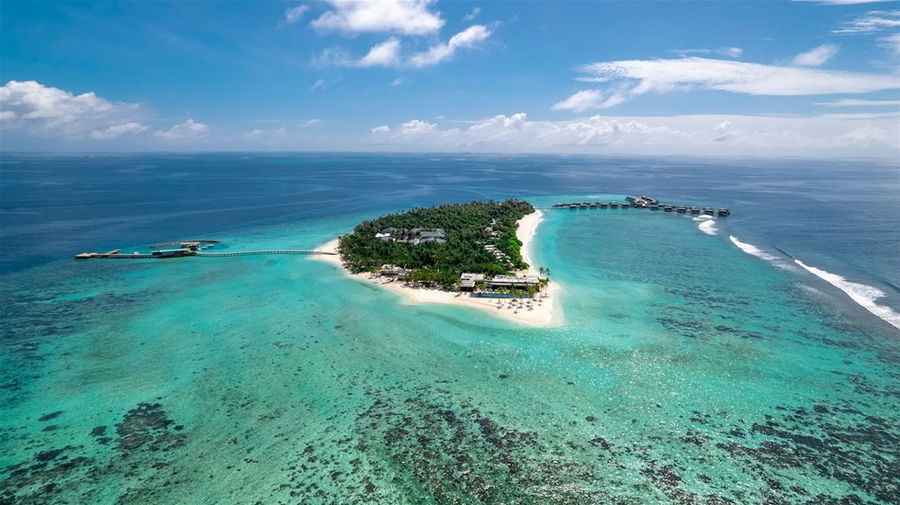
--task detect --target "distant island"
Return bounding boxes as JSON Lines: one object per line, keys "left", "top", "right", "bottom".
{"left": 315, "top": 200, "right": 560, "bottom": 326}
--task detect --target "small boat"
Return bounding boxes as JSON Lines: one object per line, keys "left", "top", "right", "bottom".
{"left": 717, "top": 208, "right": 731, "bottom": 216}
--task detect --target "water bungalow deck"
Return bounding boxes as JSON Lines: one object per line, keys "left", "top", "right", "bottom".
{"left": 553, "top": 196, "right": 730, "bottom": 216}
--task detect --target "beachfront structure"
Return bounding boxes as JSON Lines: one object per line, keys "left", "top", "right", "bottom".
{"left": 379, "top": 264, "right": 409, "bottom": 277}
{"left": 489, "top": 275, "right": 541, "bottom": 288}
{"left": 459, "top": 272, "right": 486, "bottom": 291}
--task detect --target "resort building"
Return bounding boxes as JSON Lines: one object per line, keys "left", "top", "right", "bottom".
{"left": 376, "top": 227, "right": 446, "bottom": 244}
{"left": 459, "top": 272, "right": 485, "bottom": 291}
{"left": 489, "top": 275, "right": 541, "bottom": 288}
{"left": 379, "top": 264, "right": 409, "bottom": 277}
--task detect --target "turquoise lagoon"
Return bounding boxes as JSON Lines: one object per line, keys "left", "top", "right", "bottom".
{"left": 1, "top": 155, "right": 899, "bottom": 505}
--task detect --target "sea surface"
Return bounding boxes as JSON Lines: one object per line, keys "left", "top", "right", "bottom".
{"left": 1, "top": 153, "right": 898, "bottom": 504}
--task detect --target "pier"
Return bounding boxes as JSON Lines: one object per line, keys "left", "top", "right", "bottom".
{"left": 553, "top": 196, "right": 731, "bottom": 216}
{"left": 75, "top": 240, "right": 335, "bottom": 260}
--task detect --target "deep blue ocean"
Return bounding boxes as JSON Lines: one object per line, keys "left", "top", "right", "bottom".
{"left": 1, "top": 153, "right": 898, "bottom": 504}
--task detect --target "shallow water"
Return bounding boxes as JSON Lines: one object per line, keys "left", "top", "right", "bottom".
{"left": 1, "top": 154, "right": 898, "bottom": 504}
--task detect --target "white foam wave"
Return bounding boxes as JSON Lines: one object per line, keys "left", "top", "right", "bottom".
{"left": 794, "top": 259, "right": 900, "bottom": 330}
{"left": 692, "top": 215, "right": 718, "bottom": 235}
{"left": 729, "top": 235, "right": 778, "bottom": 261}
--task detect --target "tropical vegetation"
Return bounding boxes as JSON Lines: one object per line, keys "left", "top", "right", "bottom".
{"left": 338, "top": 200, "right": 536, "bottom": 289}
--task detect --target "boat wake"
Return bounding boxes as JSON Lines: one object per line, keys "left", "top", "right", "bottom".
{"left": 693, "top": 215, "right": 718, "bottom": 235}
{"left": 794, "top": 259, "right": 900, "bottom": 330}
{"left": 729, "top": 235, "right": 777, "bottom": 261}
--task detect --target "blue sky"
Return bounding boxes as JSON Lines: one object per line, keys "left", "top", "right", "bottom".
{"left": 1, "top": 0, "right": 898, "bottom": 156}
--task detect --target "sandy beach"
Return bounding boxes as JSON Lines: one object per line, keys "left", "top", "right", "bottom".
{"left": 313, "top": 209, "right": 562, "bottom": 327}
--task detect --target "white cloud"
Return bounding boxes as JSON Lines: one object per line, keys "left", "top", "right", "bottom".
{"left": 0, "top": 80, "right": 144, "bottom": 139}
{"left": 464, "top": 7, "right": 481, "bottom": 21}
{"left": 310, "top": 79, "right": 327, "bottom": 91}
{"left": 673, "top": 47, "right": 743, "bottom": 58}
{"left": 551, "top": 89, "right": 625, "bottom": 112}
{"left": 311, "top": 0, "right": 444, "bottom": 36}
{"left": 323, "top": 25, "right": 492, "bottom": 68}
{"left": 407, "top": 25, "right": 492, "bottom": 67}
{"left": 90, "top": 122, "right": 147, "bottom": 140}
{"left": 879, "top": 32, "right": 900, "bottom": 54}
{"left": 566, "top": 57, "right": 899, "bottom": 110}
{"left": 367, "top": 111, "right": 900, "bottom": 157}
{"left": 284, "top": 5, "right": 310, "bottom": 25}
{"left": 833, "top": 9, "right": 900, "bottom": 33}
{"left": 400, "top": 119, "right": 436, "bottom": 134}
{"left": 357, "top": 38, "right": 403, "bottom": 67}
{"left": 391, "top": 76, "right": 406, "bottom": 86}
{"left": 301, "top": 118, "right": 322, "bottom": 127}
{"left": 815, "top": 98, "right": 900, "bottom": 106}
{"left": 154, "top": 119, "right": 209, "bottom": 140}
{"left": 792, "top": 44, "right": 840, "bottom": 66}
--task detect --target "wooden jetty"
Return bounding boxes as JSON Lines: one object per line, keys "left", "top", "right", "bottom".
{"left": 75, "top": 239, "right": 336, "bottom": 260}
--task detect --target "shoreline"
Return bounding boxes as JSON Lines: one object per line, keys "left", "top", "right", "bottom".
{"left": 312, "top": 209, "right": 562, "bottom": 327}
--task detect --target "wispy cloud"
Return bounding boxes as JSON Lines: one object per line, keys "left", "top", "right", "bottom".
{"left": 90, "top": 122, "right": 147, "bottom": 140}
{"left": 464, "top": 7, "right": 481, "bottom": 21}
{"left": 551, "top": 89, "right": 625, "bottom": 112}
{"left": 815, "top": 98, "right": 900, "bottom": 106}
{"left": 563, "top": 57, "right": 899, "bottom": 110}
{"left": 792, "top": 44, "right": 839, "bottom": 66}
{"left": 154, "top": 119, "right": 209, "bottom": 140}
{"left": 283, "top": 5, "right": 310, "bottom": 25}
{"left": 311, "top": 0, "right": 444, "bottom": 36}
{"left": 672, "top": 47, "right": 744, "bottom": 58}
{"left": 309, "top": 79, "right": 327, "bottom": 91}
{"left": 320, "top": 25, "right": 492, "bottom": 68}
{"left": 832, "top": 9, "right": 900, "bottom": 33}
{"left": 407, "top": 25, "right": 492, "bottom": 67}
{"left": 301, "top": 118, "right": 322, "bottom": 127}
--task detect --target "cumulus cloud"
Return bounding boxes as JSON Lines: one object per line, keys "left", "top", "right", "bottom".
{"left": 367, "top": 111, "right": 899, "bottom": 157}
{"left": 154, "top": 119, "right": 209, "bottom": 140}
{"left": 284, "top": 5, "right": 310, "bottom": 25}
{"left": 407, "top": 25, "right": 492, "bottom": 67}
{"left": 357, "top": 38, "right": 403, "bottom": 67}
{"left": 311, "top": 0, "right": 444, "bottom": 35}
{"left": 564, "top": 57, "right": 899, "bottom": 110}
{"left": 0, "top": 80, "right": 145, "bottom": 139}
{"left": 90, "top": 122, "right": 147, "bottom": 140}
{"left": 792, "top": 44, "right": 840, "bottom": 66}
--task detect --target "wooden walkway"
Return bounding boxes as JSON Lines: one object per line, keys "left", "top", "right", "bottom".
{"left": 195, "top": 250, "right": 335, "bottom": 257}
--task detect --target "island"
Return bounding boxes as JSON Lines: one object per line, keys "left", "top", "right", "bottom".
{"left": 314, "top": 200, "right": 560, "bottom": 326}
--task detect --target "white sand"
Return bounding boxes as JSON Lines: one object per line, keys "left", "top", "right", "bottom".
{"left": 312, "top": 209, "right": 562, "bottom": 327}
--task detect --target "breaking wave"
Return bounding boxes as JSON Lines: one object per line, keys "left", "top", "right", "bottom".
{"left": 693, "top": 215, "right": 718, "bottom": 235}
{"left": 729, "top": 235, "right": 778, "bottom": 261}
{"left": 794, "top": 259, "right": 900, "bottom": 330}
